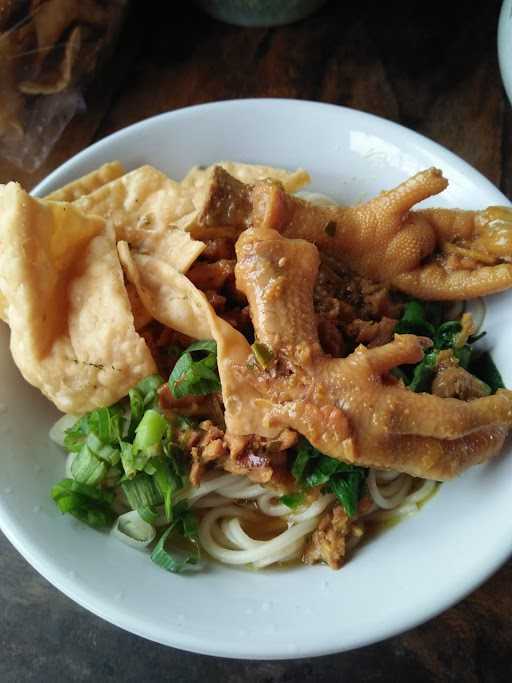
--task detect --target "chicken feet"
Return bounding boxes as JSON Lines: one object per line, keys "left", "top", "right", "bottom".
{"left": 231, "top": 228, "right": 512, "bottom": 480}
{"left": 197, "top": 166, "right": 512, "bottom": 300}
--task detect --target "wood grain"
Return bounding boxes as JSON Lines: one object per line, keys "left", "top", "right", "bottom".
{"left": 0, "top": 0, "right": 511, "bottom": 678}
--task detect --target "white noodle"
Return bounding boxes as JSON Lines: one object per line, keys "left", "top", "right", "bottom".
{"left": 177, "top": 464, "right": 438, "bottom": 569}
{"left": 198, "top": 505, "right": 318, "bottom": 565}
{"left": 367, "top": 469, "right": 412, "bottom": 509}
{"left": 256, "top": 491, "right": 292, "bottom": 517}
{"left": 289, "top": 493, "right": 336, "bottom": 522}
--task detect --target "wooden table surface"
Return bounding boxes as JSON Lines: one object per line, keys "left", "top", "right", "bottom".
{"left": 1, "top": 1, "right": 511, "bottom": 681}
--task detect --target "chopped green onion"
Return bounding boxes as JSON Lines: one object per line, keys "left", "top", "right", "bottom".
{"left": 128, "top": 388, "right": 144, "bottom": 433}
{"left": 150, "top": 509, "right": 201, "bottom": 574}
{"left": 251, "top": 342, "right": 274, "bottom": 369}
{"left": 112, "top": 510, "right": 156, "bottom": 548}
{"left": 185, "top": 340, "right": 217, "bottom": 354}
{"left": 51, "top": 479, "right": 115, "bottom": 529}
{"left": 133, "top": 409, "right": 168, "bottom": 452}
{"left": 135, "top": 374, "right": 164, "bottom": 406}
{"left": 120, "top": 440, "right": 153, "bottom": 479}
{"left": 151, "top": 456, "right": 183, "bottom": 521}
{"left": 49, "top": 414, "right": 80, "bottom": 448}
{"left": 137, "top": 505, "right": 159, "bottom": 524}
{"left": 121, "top": 473, "right": 163, "bottom": 510}
{"left": 63, "top": 414, "right": 90, "bottom": 452}
{"left": 88, "top": 407, "right": 123, "bottom": 444}
{"left": 85, "top": 432, "right": 120, "bottom": 465}
{"left": 70, "top": 445, "right": 108, "bottom": 486}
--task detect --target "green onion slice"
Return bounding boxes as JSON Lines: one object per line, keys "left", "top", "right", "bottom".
{"left": 112, "top": 511, "right": 156, "bottom": 549}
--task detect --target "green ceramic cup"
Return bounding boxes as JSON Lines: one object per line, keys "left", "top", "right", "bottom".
{"left": 195, "top": 0, "right": 328, "bottom": 27}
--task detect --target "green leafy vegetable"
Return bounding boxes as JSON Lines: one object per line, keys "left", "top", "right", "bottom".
{"left": 304, "top": 455, "right": 343, "bottom": 488}
{"left": 280, "top": 492, "right": 306, "bottom": 510}
{"left": 453, "top": 345, "right": 472, "bottom": 369}
{"left": 407, "top": 351, "right": 438, "bottom": 393}
{"left": 394, "top": 300, "right": 436, "bottom": 338}
{"left": 291, "top": 440, "right": 313, "bottom": 482}
{"left": 394, "top": 299, "right": 504, "bottom": 395}
{"left": 434, "top": 321, "right": 462, "bottom": 350}
{"left": 168, "top": 340, "right": 221, "bottom": 399}
{"left": 468, "top": 351, "right": 505, "bottom": 393}
{"left": 329, "top": 471, "right": 366, "bottom": 518}
{"left": 290, "top": 438, "right": 366, "bottom": 518}
{"left": 51, "top": 479, "right": 115, "bottom": 529}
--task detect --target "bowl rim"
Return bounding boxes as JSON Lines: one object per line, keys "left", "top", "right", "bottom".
{"left": 1, "top": 98, "right": 511, "bottom": 659}
{"left": 498, "top": 0, "right": 512, "bottom": 106}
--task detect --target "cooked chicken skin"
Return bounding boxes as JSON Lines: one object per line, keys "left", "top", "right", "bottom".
{"left": 233, "top": 228, "right": 512, "bottom": 480}
{"left": 197, "top": 166, "right": 512, "bottom": 301}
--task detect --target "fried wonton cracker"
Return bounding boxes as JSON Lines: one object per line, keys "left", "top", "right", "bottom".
{"left": 118, "top": 242, "right": 211, "bottom": 340}
{"left": 117, "top": 240, "right": 283, "bottom": 436}
{"left": 73, "top": 165, "right": 206, "bottom": 272}
{"left": 45, "top": 161, "right": 125, "bottom": 202}
{"left": 0, "top": 184, "right": 156, "bottom": 413}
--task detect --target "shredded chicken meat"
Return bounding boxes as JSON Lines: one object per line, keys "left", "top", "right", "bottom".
{"left": 303, "top": 502, "right": 367, "bottom": 569}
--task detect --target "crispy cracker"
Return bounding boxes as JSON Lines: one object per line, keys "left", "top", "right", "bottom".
{"left": 74, "top": 165, "right": 205, "bottom": 272}
{"left": 117, "top": 239, "right": 279, "bottom": 436}
{"left": 118, "top": 242, "right": 211, "bottom": 340}
{"left": 45, "top": 161, "right": 126, "bottom": 202}
{"left": 0, "top": 184, "right": 156, "bottom": 413}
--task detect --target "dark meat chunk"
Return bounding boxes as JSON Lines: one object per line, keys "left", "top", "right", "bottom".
{"left": 347, "top": 317, "right": 398, "bottom": 348}
{"left": 187, "top": 259, "right": 235, "bottom": 290}
{"left": 303, "top": 505, "right": 351, "bottom": 569}
{"left": 318, "top": 317, "right": 345, "bottom": 356}
{"left": 202, "top": 238, "right": 236, "bottom": 262}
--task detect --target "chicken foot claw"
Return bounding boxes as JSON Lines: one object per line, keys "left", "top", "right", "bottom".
{"left": 232, "top": 228, "right": 512, "bottom": 480}
{"left": 198, "top": 166, "right": 512, "bottom": 300}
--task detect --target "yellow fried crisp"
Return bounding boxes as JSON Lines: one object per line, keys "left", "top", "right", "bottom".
{"left": 118, "top": 242, "right": 212, "bottom": 340}
{"left": 0, "top": 183, "right": 156, "bottom": 413}
{"left": 45, "top": 161, "right": 126, "bottom": 202}
{"left": 73, "top": 165, "right": 206, "bottom": 272}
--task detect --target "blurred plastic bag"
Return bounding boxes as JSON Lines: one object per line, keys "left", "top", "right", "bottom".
{"left": 0, "top": 0, "right": 128, "bottom": 172}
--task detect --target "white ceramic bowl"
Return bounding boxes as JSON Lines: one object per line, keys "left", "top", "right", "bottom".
{"left": 1, "top": 100, "right": 511, "bottom": 659}
{"left": 499, "top": 0, "right": 512, "bottom": 105}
